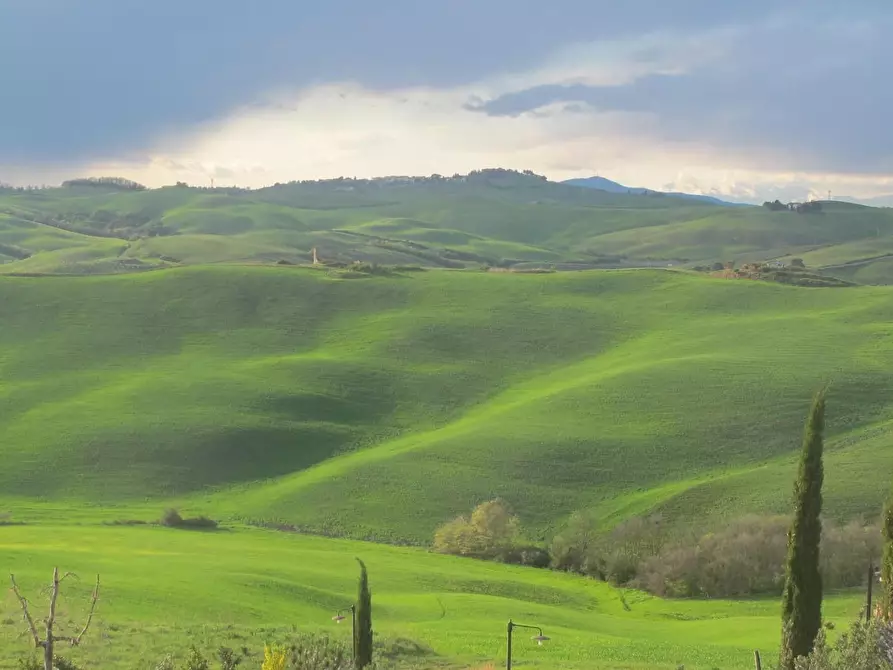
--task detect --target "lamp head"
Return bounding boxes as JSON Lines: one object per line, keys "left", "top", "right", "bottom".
{"left": 332, "top": 615, "right": 346, "bottom": 623}
{"left": 532, "top": 634, "right": 550, "bottom": 646}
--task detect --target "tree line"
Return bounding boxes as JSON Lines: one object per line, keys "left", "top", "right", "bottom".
{"left": 61, "top": 177, "right": 147, "bottom": 191}
{"left": 763, "top": 199, "right": 824, "bottom": 214}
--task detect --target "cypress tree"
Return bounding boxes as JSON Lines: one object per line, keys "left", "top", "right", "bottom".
{"left": 355, "top": 558, "right": 373, "bottom": 669}
{"left": 880, "top": 486, "right": 893, "bottom": 620}
{"left": 780, "top": 388, "right": 826, "bottom": 670}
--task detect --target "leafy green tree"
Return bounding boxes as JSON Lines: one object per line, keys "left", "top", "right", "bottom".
{"left": 781, "top": 389, "right": 827, "bottom": 669}
{"left": 355, "top": 558, "right": 373, "bottom": 669}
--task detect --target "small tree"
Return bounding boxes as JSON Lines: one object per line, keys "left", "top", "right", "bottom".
{"left": 355, "top": 559, "right": 373, "bottom": 669}
{"left": 780, "top": 389, "right": 827, "bottom": 669}
{"left": 469, "top": 499, "right": 519, "bottom": 556}
{"left": 10, "top": 568, "right": 100, "bottom": 670}
{"left": 550, "top": 511, "right": 598, "bottom": 572}
{"left": 432, "top": 499, "right": 519, "bottom": 559}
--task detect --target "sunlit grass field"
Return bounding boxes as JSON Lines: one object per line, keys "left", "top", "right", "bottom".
{"left": 0, "top": 523, "right": 866, "bottom": 670}
{"left": 3, "top": 182, "right": 893, "bottom": 275}
{"left": 1, "top": 266, "right": 893, "bottom": 544}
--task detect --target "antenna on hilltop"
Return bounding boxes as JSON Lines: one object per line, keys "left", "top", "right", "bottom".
{"left": 828, "top": 190, "right": 831, "bottom": 201}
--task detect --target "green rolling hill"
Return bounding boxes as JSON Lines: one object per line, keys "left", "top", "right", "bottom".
{"left": 2, "top": 172, "right": 892, "bottom": 281}
{"left": 2, "top": 265, "right": 893, "bottom": 544}
{"left": 3, "top": 177, "right": 893, "bottom": 669}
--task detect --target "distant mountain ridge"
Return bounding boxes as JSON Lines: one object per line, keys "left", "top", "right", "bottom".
{"left": 562, "top": 176, "right": 748, "bottom": 207}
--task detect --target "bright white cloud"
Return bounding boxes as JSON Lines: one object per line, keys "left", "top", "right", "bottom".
{"left": 9, "top": 23, "right": 888, "bottom": 205}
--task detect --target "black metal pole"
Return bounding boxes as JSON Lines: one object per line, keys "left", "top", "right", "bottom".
{"left": 506, "top": 620, "right": 513, "bottom": 670}
{"left": 867, "top": 560, "right": 874, "bottom": 623}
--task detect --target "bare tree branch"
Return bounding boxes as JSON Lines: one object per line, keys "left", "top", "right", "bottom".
{"left": 70, "top": 575, "right": 99, "bottom": 646}
{"left": 9, "top": 574, "right": 41, "bottom": 648}
{"left": 11, "top": 567, "right": 100, "bottom": 668}
{"left": 47, "top": 567, "right": 59, "bottom": 643}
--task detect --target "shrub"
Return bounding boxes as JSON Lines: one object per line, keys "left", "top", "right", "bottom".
{"left": 433, "top": 499, "right": 520, "bottom": 559}
{"left": 218, "top": 647, "right": 243, "bottom": 670}
{"left": 263, "top": 645, "right": 287, "bottom": 670}
{"left": 179, "top": 515, "right": 219, "bottom": 530}
{"left": 184, "top": 646, "right": 209, "bottom": 670}
{"left": 154, "top": 655, "right": 175, "bottom": 670}
{"left": 347, "top": 261, "right": 392, "bottom": 276}
{"left": 550, "top": 511, "right": 598, "bottom": 572}
{"left": 550, "top": 513, "right": 668, "bottom": 583}
{"left": 595, "top": 515, "right": 667, "bottom": 585}
{"left": 822, "top": 520, "right": 881, "bottom": 589}
{"left": 793, "top": 619, "right": 892, "bottom": 669}
{"left": 285, "top": 634, "right": 352, "bottom": 670}
{"left": 160, "top": 509, "right": 218, "bottom": 530}
{"left": 502, "top": 545, "right": 551, "bottom": 568}
{"left": 52, "top": 657, "right": 82, "bottom": 670}
{"left": 638, "top": 516, "right": 788, "bottom": 597}
{"left": 555, "top": 511, "right": 880, "bottom": 598}
{"left": 161, "top": 509, "right": 184, "bottom": 527}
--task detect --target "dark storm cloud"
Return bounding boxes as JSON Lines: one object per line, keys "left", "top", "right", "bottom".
{"left": 474, "top": 14, "right": 893, "bottom": 173}
{"left": 0, "top": 0, "right": 889, "bottom": 171}
{"left": 0, "top": 0, "right": 829, "bottom": 163}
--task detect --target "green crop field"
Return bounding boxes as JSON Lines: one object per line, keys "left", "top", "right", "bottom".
{"left": 2, "top": 266, "right": 893, "bottom": 543}
{"left": 0, "top": 523, "right": 866, "bottom": 670}
{"left": 3, "top": 174, "right": 893, "bottom": 668}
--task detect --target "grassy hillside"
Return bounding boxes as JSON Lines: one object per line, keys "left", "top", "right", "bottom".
{"left": 2, "top": 266, "right": 893, "bottom": 543}
{"left": 4, "top": 175, "right": 893, "bottom": 278}
{"left": 0, "top": 523, "right": 866, "bottom": 669}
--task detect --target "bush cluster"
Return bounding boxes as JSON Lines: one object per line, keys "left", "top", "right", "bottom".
{"left": 149, "top": 635, "right": 376, "bottom": 670}
{"left": 160, "top": 509, "right": 219, "bottom": 530}
{"left": 432, "top": 500, "right": 549, "bottom": 567}
{"left": 550, "top": 512, "right": 880, "bottom": 597}
{"left": 434, "top": 500, "right": 881, "bottom": 597}
{"left": 792, "top": 619, "right": 892, "bottom": 669}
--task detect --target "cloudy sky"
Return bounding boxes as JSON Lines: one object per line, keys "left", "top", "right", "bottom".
{"left": 1, "top": 0, "right": 891, "bottom": 202}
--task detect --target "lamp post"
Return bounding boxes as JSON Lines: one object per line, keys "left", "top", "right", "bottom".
{"left": 332, "top": 605, "right": 356, "bottom": 662}
{"left": 867, "top": 561, "right": 882, "bottom": 622}
{"left": 505, "top": 619, "right": 549, "bottom": 670}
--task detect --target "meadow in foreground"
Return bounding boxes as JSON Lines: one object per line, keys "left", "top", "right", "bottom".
{"left": 0, "top": 522, "right": 866, "bottom": 669}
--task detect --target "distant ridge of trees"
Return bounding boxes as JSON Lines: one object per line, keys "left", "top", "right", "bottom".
{"left": 763, "top": 199, "right": 823, "bottom": 214}
{"left": 4, "top": 168, "right": 549, "bottom": 195}
{"left": 62, "top": 177, "right": 147, "bottom": 191}
{"left": 266, "top": 167, "right": 549, "bottom": 190}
